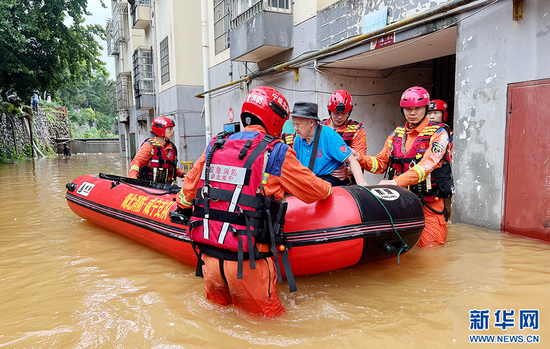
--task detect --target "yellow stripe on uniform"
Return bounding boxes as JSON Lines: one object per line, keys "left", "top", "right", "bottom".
{"left": 368, "top": 156, "right": 379, "bottom": 173}
{"left": 130, "top": 165, "right": 140, "bottom": 172}
{"left": 178, "top": 192, "right": 192, "bottom": 207}
{"left": 412, "top": 165, "right": 426, "bottom": 182}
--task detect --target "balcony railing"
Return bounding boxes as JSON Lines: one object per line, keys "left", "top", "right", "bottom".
{"left": 106, "top": 20, "right": 119, "bottom": 56}
{"left": 130, "top": 0, "right": 151, "bottom": 29}
{"left": 109, "top": 81, "right": 118, "bottom": 113}
{"left": 116, "top": 72, "right": 132, "bottom": 111}
{"left": 230, "top": 0, "right": 290, "bottom": 29}
{"left": 132, "top": 47, "right": 154, "bottom": 96}
{"left": 214, "top": 0, "right": 291, "bottom": 54}
{"left": 113, "top": 2, "right": 129, "bottom": 45}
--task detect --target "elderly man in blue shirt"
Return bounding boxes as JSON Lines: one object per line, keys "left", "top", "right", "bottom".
{"left": 291, "top": 102, "right": 366, "bottom": 186}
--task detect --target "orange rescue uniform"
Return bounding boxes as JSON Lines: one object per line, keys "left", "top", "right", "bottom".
{"left": 357, "top": 117, "right": 449, "bottom": 247}
{"left": 323, "top": 119, "right": 367, "bottom": 156}
{"left": 177, "top": 125, "right": 332, "bottom": 316}
{"left": 128, "top": 141, "right": 184, "bottom": 179}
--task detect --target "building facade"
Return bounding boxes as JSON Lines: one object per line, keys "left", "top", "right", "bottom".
{"left": 107, "top": 0, "right": 206, "bottom": 164}
{"left": 201, "top": 0, "right": 550, "bottom": 236}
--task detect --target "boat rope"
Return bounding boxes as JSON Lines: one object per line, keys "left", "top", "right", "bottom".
{"left": 361, "top": 187, "right": 409, "bottom": 264}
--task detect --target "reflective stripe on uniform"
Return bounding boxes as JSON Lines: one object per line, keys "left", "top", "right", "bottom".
{"left": 412, "top": 165, "right": 426, "bottom": 182}
{"left": 368, "top": 156, "right": 378, "bottom": 173}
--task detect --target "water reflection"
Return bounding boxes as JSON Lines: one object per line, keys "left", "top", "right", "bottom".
{"left": 0, "top": 154, "right": 548, "bottom": 348}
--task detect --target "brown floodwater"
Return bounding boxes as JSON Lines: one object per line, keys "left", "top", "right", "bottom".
{"left": 0, "top": 153, "right": 548, "bottom": 348}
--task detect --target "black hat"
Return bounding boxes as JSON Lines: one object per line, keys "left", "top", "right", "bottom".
{"left": 290, "top": 102, "right": 319, "bottom": 121}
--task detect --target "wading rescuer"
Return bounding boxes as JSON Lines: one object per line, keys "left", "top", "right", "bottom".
{"left": 322, "top": 90, "right": 367, "bottom": 185}
{"left": 171, "top": 86, "right": 332, "bottom": 317}
{"left": 128, "top": 117, "right": 184, "bottom": 184}
{"left": 428, "top": 99, "right": 453, "bottom": 163}
{"left": 353, "top": 86, "right": 453, "bottom": 247}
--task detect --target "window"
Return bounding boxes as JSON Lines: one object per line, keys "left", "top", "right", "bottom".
{"left": 214, "top": 0, "right": 230, "bottom": 54}
{"left": 160, "top": 37, "right": 170, "bottom": 85}
{"left": 110, "top": 81, "right": 118, "bottom": 113}
{"left": 130, "top": 0, "right": 151, "bottom": 27}
{"left": 133, "top": 48, "right": 153, "bottom": 96}
{"left": 229, "top": 0, "right": 291, "bottom": 30}
{"left": 113, "top": 3, "right": 129, "bottom": 45}
{"left": 265, "top": 0, "right": 290, "bottom": 12}
{"left": 106, "top": 20, "right": 119, "bottom": 56}
{"left": 116, "top": 73, "right": 132, "bottom": 110}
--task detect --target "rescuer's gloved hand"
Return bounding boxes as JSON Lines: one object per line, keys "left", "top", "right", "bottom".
{"left": 169, "top": 207, "right": 192, "bottom": 225}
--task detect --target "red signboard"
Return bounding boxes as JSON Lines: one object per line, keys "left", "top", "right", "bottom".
{"left": 371, "top": 33, "right": 395, "bottom": 50}
{"left": 228, "top": 107, "right": 234, "bottom": 122}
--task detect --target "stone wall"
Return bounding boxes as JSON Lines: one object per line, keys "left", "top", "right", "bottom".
{"left": 0, "top": 106, "right": 71, "bottom": 158}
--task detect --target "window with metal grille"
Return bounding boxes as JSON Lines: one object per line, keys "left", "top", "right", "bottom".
{"left": 110, "top": 82, "right": 118, "bottom": 113}
{"left": 230, "top": 0, "right": 291, "bottom": 30}
{"left": 133, "top": 48, "right": 153, "bottom": 96}
{"left": 106, "top": 20, "right": 119, "bottom": 56}
{"left": 116, "top": 73, "right": 132, "bottom": 110}
{"left": 113, "top": 3, "right": 129, "bottom": 45}
{"left": 160, "top": 37, "right": 170, "bottom": 85}
{"left": 214, "top": 0, "right": 230, "bottom": 54}
{"left": 130, "top": 0, "right": 151, "bottom": 27}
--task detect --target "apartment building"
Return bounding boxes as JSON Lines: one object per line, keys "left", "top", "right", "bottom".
{"left": 107, "top": 0, "right": 205, "bottom": 164}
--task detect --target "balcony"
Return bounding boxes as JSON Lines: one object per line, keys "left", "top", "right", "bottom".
{"left": 116, "top": 72, "right": 132, "bottom": 111}
{"left": 113, "top": 2, "right": 129, "bottom": 45}
{"left": 229, "top": 0, "right": 293, "bottom": 63}
{"left": 106, "top": 20, "right": 119, "bottom": 56}
{"left": 133, "top": 47, "right": 154, "bottom": 110}
{"left": 130, "top": 0, "right": 151, "bottom": 30}
{"left": 109, "top": 81, "right": 118, "bottom": 113}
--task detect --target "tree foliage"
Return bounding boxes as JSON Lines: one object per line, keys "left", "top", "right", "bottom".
{"left": 57, "top": 67, "right": 111, "bottom": 114}
{"left": 0, "top": 0, "right": 107, "bottom": 102}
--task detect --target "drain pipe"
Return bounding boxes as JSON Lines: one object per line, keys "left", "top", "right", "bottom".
{"left": 196, "top": 0, "right": 487, "bottom": 98}
{"left": 201, "top": 0, "right": 212, "bottom": 144}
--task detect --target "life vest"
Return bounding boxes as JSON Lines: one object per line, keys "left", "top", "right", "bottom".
{"left": 322, "top": 118, "right": 363, "bottom": 146}
{"left": 387, "top": 122, "right": 454, "bottom": 200}
{"left": 137, "top": 138, "right": 178, "bottom": 184}
{"left": 188, "top": 131, "right": 294, "bottom": 289}
{"left": 280, "top": 133, "right": 296, "bottom": 147}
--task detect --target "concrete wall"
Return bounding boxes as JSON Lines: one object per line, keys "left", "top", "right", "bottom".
{"left": 1, "top": 108, "right": 70, "bottom": 158}
{"left": 156, "top": 84, "right": 206, "bottom": 163}
{"left": 453, "top": 0, "right": 550, "bottom": 229}
{"left": 63, "top": 138, "right": 120, "bottom": 154}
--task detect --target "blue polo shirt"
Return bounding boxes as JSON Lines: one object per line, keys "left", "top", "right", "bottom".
{"left": 293, "top": 124, "right": 352, "bottom": 176}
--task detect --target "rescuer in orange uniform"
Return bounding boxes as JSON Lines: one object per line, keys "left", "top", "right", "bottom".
{"left": 172, "top": 86, "right": 332, "bottom": 317}
{"left": 128, "top": 117, "right": 184, "bottom": 184}
{"left": 428, "top": 99, "right": 453, "bottom": 163}
{"left": 353, "top": 87, "right": 453, "bottom": 247}
{"left": 322, "top": 90, "right": 367, "bottom": 184}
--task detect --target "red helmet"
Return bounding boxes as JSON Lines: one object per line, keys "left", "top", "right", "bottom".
{"left": 241, "top": 86, "right": 289, "bottom": 137}
{"left": 152, "top": 117, "right": 175, "bottom": 137}
{"left": 328, "top": 90, "right": 353, "bottom": 115}
{"left": 429, "top": 99, "right": 449, "bottom": 122}
{"left": 400, "top": 86, "right": 430, "bottom": 107}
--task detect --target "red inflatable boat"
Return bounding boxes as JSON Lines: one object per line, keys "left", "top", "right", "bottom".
{"left": 66, "top": 173, "right": 425, "bottom": 276}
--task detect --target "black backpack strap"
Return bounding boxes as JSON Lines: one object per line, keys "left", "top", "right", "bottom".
{"left": 308, "top": 124, "right": 322, "bottom": 171}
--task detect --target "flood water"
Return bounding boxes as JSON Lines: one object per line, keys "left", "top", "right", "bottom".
{"left": 0, "top": 153, "right": 548, "bottom": 348}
